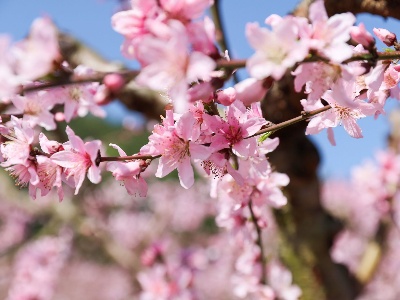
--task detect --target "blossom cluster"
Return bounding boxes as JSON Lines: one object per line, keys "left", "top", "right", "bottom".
{"left": 1, "top": 118, "right": 102, "bottom": 201}
{"left": 3, "top": 0, "right": 400, "bottom": 202}
{"left": 3, "top": 0, "right": 400, "bottom": 298}
{"left": 321, "top": 127, "right": 400, "bottom": 298}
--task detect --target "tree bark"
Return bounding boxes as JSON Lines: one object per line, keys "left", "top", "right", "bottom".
{"left": 263, "top": 72, "right": 361, "bottom": 299}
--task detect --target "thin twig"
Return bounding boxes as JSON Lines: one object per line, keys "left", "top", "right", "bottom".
{"left": 216, "top": 51, "right": 400, "bottom": 70}
{"left": 22, "top": 70, "right": 139, "bottom": 93}
{"left": 247, "top": 105, "right": 332, "bottom": 139}
{"left": 99, "top": 154, "right": 160, "bottom": 162}
{"left": 248, "top": 199, "right": 267, "bottom": 285}
{"left": 97, "top": 106, "right": 332, "bottom": 162}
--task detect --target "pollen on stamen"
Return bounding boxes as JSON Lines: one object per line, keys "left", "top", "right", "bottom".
{"left": 201, "top": 160, "right": 226, "bottom": 179}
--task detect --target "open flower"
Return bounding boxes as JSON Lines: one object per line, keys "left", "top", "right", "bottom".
{"left": 204, "top": 100, "right": 266, "bottom": 158}
{"left": 141, "top": 110, "right": 210, "bottom": 188}
{"left": 106, "top": 144, "right": 148, "bottom": 196}
{"left": 51, "top": 126, "right": 102, "bottom": 194}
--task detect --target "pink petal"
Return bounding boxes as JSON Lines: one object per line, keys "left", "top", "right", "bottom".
{"left": 109, "top": 143, "right": 127, "bottom": 157}
{"left": 87, "top": 165, "right": 101, "bottom": 184}
{"left": 189, "top": 143, "right": 211, "bottom": 160}
{"left": 177, "top": 157, "right": 194, "bottom": 189}
{"left": 343, "top": 118, "right": 363, "bottom": 138}
{"left": 155, "top": 156, "right": 177, "bottom": 178}
{"left": 176, "top": 112, "right": 196, "bottom": 141}
{"left": 327, "top": 127, "right": 336, "bottom": 146}
{"left": 65, "top": 126, "right": 85, "bottom": 153}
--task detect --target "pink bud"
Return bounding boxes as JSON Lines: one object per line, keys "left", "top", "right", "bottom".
{"left": 94, "top": 85, "right": 112, "bottom": 105}
{"left": 103, "top": 73, "right": 125, "bottom": 92}
{"left": 350, "top": 23, "right": 374, "bottom": 48}
{"left": 257, "top": 219, "right": 268, "bottom": 228}
{"left": 141, "top": 247, "right": 158, "bottom": 267}
{"left": 215, "top": 87, "right": 236, "bottom": 106}
{"left": 394, "top": 64, "right": 400, "bottom": 72}
{"left": 141, "top": 242, "right": 165, "bottom": 266}
{"left": 373, "top": 28, "right": 397, "bottom": 46}
{"left": 54, "top": 112, "right": 65, "bottom": 122}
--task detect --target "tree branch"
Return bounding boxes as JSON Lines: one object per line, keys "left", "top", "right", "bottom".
{"left": 293, "top": 0, "right": 400, "bottom": 20}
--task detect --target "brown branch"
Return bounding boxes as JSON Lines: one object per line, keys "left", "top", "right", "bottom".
{"left": 22, "top": 70, "right": 139, "bottom": 93}
{"left": 248, "top": 105, "right": 332, "bottom": 139}
{"left": 293, "top": 0, "right": 400, "bottom": 23}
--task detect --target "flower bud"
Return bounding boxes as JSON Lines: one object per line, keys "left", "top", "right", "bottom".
{"left": 373, "top": 28, "right": 397, "bottom": 47}
{"left": 350, "top": 23, "right": 374, "bottom": 48}
{"left": 215, "top": 87, "right": 236, "bottom": 106}
{"left": 103, "top": 73, "right": 125, "bottom": 92}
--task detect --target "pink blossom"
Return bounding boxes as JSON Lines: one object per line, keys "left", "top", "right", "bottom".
{"left": 186, "top": 16, "right": 218, "bottom": 56}
{"left": 215, "top": 87, "right": 236, "bottom": 106}
{"left": 364, "top": 61, "right": 389, "bottom": 93}
{"left": 52, "top": 83, "right": 106, "bottom": 122}
{"left": 330, "top": 229, "right": 368, "bottom": 275}
{"left": 201, "top": 152, "right": 244, "bottom": 185}
{"left": 10, "top": 17, "right": 60, "bottom": 83}
{"left": 307, "top": 0, "right": 356, "bottom": 62}
{"left": 204, "top": 100, "right": 266, "bottom": 157}
{"left": 5, "top": 160, "right": 39, "bottom": 199}
{"left": 232, "top": 243, "right": 265, "bottom": 298}
{"left": 141, "top": 110, "right": 211, "bottom": 188}
{"left": 302, "top": 81, "right": 376, "bottom": 143}
{"left": 188, "top": 81, "right": 214, "bottom": 103}
{"left": 1, "top": 116, "right": 35, "bottom": 167}
{"left": 112, "top": 0, "right": 160, "bottom": 38}
{"left": 293, "top": 62, "right": 357, "bottom": 104}
{"left": 234, "top": 78, "right": 271, "bottom": 106}
{"left": 159, "top": 0, "right": 213, "bottom": 20}
{"left": 137, "top": 264, "right": 193, "bottom": 299}
{"left": 36, "top": 155, "right": 64, "bottom": 201}
{"left": 267, "top": 261, "right": 301, "bottom": 300}
{"left": 39, "top": 132, "right": 64, "bottom": 155}
{"left": 11, "top": 91, "right": 57, "bottom": 130}
{"left": 135, "top": 20, "right": 216, "bottom": 112}
{"left": 106, "top": 143, "right": 148, "bottom": 196}
{"left": 246, "top": 18, "right": 309, "bottom": 80}
{"left": 253, "top": 170, "right": 289, "bottom": 208}
{"left": 363, "top": 62, "right": 398, "bottom": 114}
{"left": 51, "top": 126, "right": 102, "bottom": 194}
{"left": 0, "top": 202, "right": 31, "bottom": 253}
{"left": 381, "top": 64, "right": 400, "bottom": 90}
{"left": 6, "top": 234, "right": 71, "bottom": 300}
{"left": 111, "top": 0, "right": 164, "bottom": 58}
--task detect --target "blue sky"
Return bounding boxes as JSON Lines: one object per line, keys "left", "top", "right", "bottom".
{"left": 1, "top": 0, "right": 399, "bottom": 178}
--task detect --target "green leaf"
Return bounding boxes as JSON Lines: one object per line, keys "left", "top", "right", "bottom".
{"left": 258, "top": 131, "right": 273, "bottom": 143}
